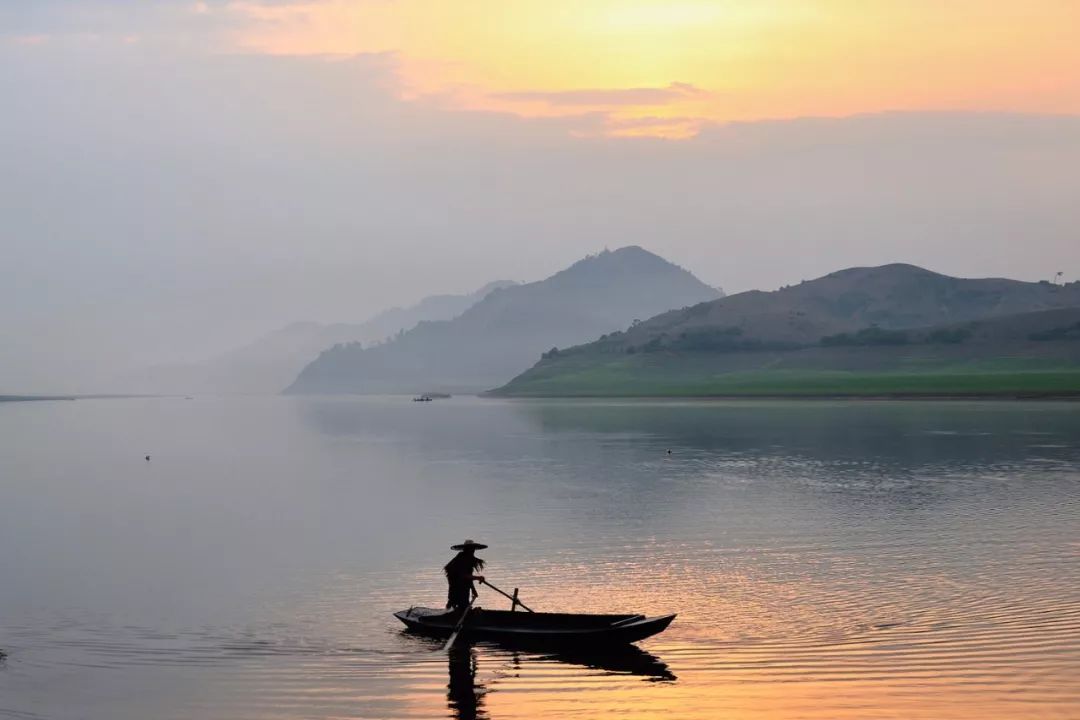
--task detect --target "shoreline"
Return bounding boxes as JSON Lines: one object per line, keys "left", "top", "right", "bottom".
{"left": 0, "top": 395, "right": 77, "bottom": 403}
{"left": 488, "top": 390, "right": 1080, "bottom": 401}
{"left": 0, "top": 394, "right": 161, "bottom": 403}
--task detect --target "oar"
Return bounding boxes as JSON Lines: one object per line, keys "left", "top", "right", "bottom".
{"left": 479, "top": 579, "right": 535, "bottom": 613}
{"left": 443, "top": 594, "right": 476, "bottom": 652}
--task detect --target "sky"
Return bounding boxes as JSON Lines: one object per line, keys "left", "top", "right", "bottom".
{"left": 2, "top": 1, "right": 1079, "bottom": 392}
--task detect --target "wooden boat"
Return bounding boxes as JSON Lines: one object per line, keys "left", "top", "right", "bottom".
{"left": 394, "top": 606, "right": 675, "bottom": 647}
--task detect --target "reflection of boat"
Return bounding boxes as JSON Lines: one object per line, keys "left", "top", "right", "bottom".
{"left": 444, "top": 641, "right": 674, "bottom": 720}
{"left": 395, "top": 607, "right": 676, "bottom": 647}
{"left": 542, "top": 644, "right": 677, "bottom": 681}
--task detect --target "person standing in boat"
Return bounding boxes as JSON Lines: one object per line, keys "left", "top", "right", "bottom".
{"left": 445, "top": 539, "right": 486, "bottom": 610}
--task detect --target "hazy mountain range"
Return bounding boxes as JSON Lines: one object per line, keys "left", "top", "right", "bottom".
{"left": 120, "top": 254, "right": 1080, "bottom": 399}
{"left": 285, "top": 246, "right": 723, "bottom": 394}
{"left": 121, "top": 281, "right": 514, "bottom": 395}
{"left": 495, "top": 264, "right": 1080, "bottom": 397}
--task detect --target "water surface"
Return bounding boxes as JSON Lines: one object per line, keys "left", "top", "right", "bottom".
{"left": 1, "top": 397, "right": 1078, "bottom": 719}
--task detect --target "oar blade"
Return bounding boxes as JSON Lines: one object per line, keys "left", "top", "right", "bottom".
{"left": 442, "top": 628, "right": 463, "bottom": 652}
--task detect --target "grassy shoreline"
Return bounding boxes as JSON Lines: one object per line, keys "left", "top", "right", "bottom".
{"left": 492, "top": 361, "right": 1080, "bottom": 399}
{"left": 492, "top": 390, "right": 1080, "bottom": 400}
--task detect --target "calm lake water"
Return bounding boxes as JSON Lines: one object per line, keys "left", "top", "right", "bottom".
{"left": 1, "top": 396, "right": 1078, "bottom": 719}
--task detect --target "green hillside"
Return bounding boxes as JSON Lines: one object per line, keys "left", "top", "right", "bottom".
{"left": 493, "top": 268, "right": 1080, "bottom": 398}
{"left": 493, "top": 353, "right": 1080, "bottom": 398}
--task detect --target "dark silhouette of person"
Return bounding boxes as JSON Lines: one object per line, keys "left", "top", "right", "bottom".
{"left": 445, "top": 539, "right": 486, "bottom": 610}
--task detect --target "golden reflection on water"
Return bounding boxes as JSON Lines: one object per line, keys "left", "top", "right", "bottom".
{"left": 205, "top": 511, "right": 1079, "bottom": 720}
{"left": 387, "top": 534, "right": 1080, "bottom": 720}
{"left": 428, "top": 638, "right": 1080, "bottom": 720}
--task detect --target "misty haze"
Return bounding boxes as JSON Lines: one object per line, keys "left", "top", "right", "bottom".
{"left": 1, "top": 3, "right": 1078, "bottom": 720}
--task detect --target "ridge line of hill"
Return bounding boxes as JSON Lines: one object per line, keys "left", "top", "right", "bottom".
{"left": 492, "top": 264, "right": 1080, "bottom": 398}
{"left": 284, "top": 246, "right": 723, "bottom": 394}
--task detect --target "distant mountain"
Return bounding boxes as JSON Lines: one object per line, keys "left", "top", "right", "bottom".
{"left": 625, "top": 263, "right": 1080, "bottom": 347}
{"left": 494, "top": 265, "right": 1080, "bottom": 397}
{"left": 122, "top": 281, "right": 514, "bottom": 395}
{"left": 354, "top": 280, "right": 517, "bottom": 345}
{"left": 285, "top": 246, "right": 722, "bottom": 394}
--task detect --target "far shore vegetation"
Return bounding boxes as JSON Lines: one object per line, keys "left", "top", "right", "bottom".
{"left": 492, "top": 354, "right": 1080, "bottom": 399}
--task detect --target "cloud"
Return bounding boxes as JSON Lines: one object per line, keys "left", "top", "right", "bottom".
{"left": 9, "top": 1, "right": 1080, "bottom": 138}
{"left": 599, "top": 114, "right": 705, "bottom": 139}
{"left": 492, "top": 82, "right": 708, "bottom": 108}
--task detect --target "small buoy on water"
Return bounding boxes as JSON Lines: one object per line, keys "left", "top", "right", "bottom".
{"left": 145, "top": 455, "right": 151, "bottom": 462}
{"left": 666, "top": 449, "right": 672, "bottom": 455}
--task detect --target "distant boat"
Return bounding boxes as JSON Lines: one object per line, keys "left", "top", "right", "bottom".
{"left": 412, "top": 395, "right": 433, "bottom": 402}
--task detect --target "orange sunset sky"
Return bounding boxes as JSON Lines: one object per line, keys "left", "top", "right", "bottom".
{"left": 223, "top": 0, "right": 1080, "bottom": 137}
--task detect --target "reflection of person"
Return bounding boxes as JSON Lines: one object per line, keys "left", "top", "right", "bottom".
{"left": 444, "top": 539, "right": 487, "bottom": 610}
{"left": 447, "top": 647, "right": 486, "bottom": 720}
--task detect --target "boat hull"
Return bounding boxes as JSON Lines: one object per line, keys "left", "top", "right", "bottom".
{"left": 394, "top": 607, "right": 675, "bottom": 647}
